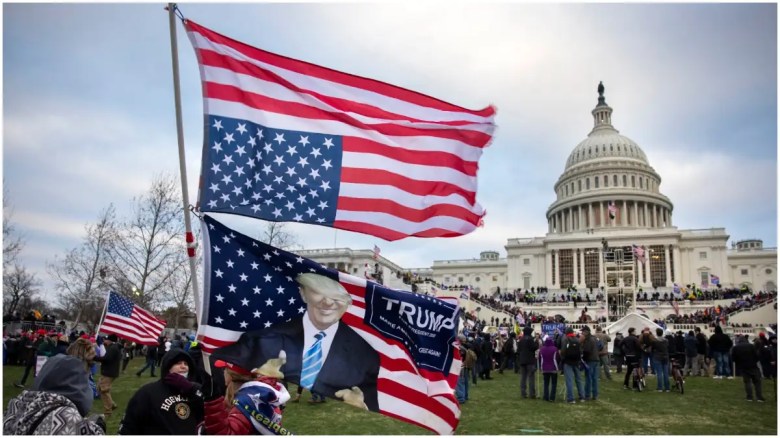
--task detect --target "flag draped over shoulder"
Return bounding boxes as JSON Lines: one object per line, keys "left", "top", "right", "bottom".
{"left": 198, "top": 214, "right": 462, "bottom": 434}
{"left": 100, "top": 291, "right": 166, "bottom": 346}
{"left": 185, "top": 21, "right": 496, "bottom": 242}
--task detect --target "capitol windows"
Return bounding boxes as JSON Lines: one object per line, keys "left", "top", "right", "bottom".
{"left": 613, "top": 175, "right": 618, "bottom": 186}
{"left": 578, "top": 180, "right": 582, "bottom": 192}
{"left": 741, "top": 269, "right": 749, "bottom": 276}
{"left": 595, "top": 178, "right": 599, "bottom": 188}
{"left": 639, "top": 178, "right": 643, "bottom": 189}
{"left": 604, "top": 175, "right": 608, "bottom": 187}
{"left": 524, "top": 258, "right": 530, "bottom": 265}
{"left": 632, "top": 175, "right": 635, "bottom": 187}
{"left": 475, "top": 277, "right": 480, "bottom": 282}
{"left": 699, "top": 251, "right": 707, "bottom": 260}
{"left": 623, "top": 175, "right": 627, "bottom": 186}
{"left": 586, "top": 178, "right": 590, "bottom": 189}
{"left": 766, "top": 268, "right": 773, "bottom": 275}
{"left": 701, "top": 272, "right": 710, "bottom": 286}
{"left": 458, "top": 276, "right": 464, "bottom": 282}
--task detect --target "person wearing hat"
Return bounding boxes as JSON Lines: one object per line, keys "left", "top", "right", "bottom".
{"left": 4, "top": 354, "right": 106, "bottom": 434}
{"left": 119, "top": 348, "right": 204, "bottom": 434}
{"left": 211, "top": 273, "right": 380, "bottom": 411}
{"left": 202, "top": 353, "right": 292, "bottom": 435}
{"left": 93, "top": 334, "right": 122, "bottom": 417}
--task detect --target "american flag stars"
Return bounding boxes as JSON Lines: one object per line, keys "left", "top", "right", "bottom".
{"left": 203, "top": 216, "right": 340, "bottom": 332}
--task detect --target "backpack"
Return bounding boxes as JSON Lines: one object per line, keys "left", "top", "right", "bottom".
{"left": 564, "top": 337, "right": 581, "bottom": 361}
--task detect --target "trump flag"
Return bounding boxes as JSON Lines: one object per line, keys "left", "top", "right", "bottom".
{"left": 197, "top": 214, "right": 462, "bottom": 434}
{"left": 186, "top": 21, "right": 496, "bottom": 241}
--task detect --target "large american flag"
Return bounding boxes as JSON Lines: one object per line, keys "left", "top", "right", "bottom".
{"left": 185, "top": 20, "right": 496, "bottom": 241}
{"left": 100, "top": 291, "right": 166, "bottom": 346}
{"left": 198, "top": 214, "right": 462, "bottom": 434}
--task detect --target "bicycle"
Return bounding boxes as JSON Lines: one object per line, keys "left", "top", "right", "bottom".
{"left": 632, "top": 362, "right": 646, "bottom": 392}
{"left": 670, "top": 357, "right": 685, "bottom": 394}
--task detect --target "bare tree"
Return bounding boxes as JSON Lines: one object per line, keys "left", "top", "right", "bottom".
{"left": 3, "top": 264, "right": 41, "bottom": 315}
{"left": 106, "top": 174, "right": 187, "bottom": 311}
{"left": 3, "top": 184, "right": 24, "bottom": 268}
{"left": 257, "top": 221, "right": 299, "bottom": 250}
{"left": 47, "top": 206, "right": 116, "bottom": 329}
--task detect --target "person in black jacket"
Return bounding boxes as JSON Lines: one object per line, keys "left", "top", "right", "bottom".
{"left": 731, "top": 335, "right": 765, "bottom": 402}
{"left": 620, "top": 327, "right": 641, "bottom": 389}
{"left": 118, "top": 348, "right": 205, "bottom": 434}
{"left": 93, "top": 333, "right": 122, "bottom": 416}
{"left": 708, "top": 325, "right": 733, "bottom": 379}
{"left": 517, "top": 326, "right": 539, "bottom": 398}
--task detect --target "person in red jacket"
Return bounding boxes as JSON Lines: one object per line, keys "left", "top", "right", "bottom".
{"left": 202, "top": 352, "right": 292, "bottom": 435}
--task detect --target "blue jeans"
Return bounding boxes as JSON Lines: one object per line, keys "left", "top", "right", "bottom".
{"left": 584, "top": 361, "right": 599, "bottom": 399}
{"left": 456, "top": 369, "right": 469, "bottom": 402}
{"left": 714, "top": 351, "right": 731, "bottom": 377}
{"left": 653, "top": 359, "right": 670, "bottom": 390}
{"left": 641, "top": 352, "right": 654, "bottom": 374}
{"left": 563, "top": 364, "right": 584, "bottom": 402}
{"left": 137, "top": 357, "right": 156, "bottom": 376}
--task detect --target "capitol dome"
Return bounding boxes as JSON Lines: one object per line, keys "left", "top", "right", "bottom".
{"left": 546, "top": 82, "right": 673, "bottom": 234}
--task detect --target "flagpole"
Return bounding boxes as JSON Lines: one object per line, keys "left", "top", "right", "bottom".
{"left": 167, "top": 3, "right": 202, "bottom": 324}
{"left": 94, "top": 290, "right": 111, "bottom": 336}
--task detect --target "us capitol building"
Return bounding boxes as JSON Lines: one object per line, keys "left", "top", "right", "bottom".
{"left": 297, "top": 83, "right": 777, "bottom": 308}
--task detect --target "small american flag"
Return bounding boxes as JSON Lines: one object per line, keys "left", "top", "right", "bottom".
{"left": 186, "top": 21, "right": 495, "bottom": 241}
{"left": 198, "top": 215, "right": 461, "bottom": 434}
{"left": 100, "top": 291, "right": 166, "bottom": 346}
{"left": 632, "top": 244, "right": 646, "bottom": 264}
{"left": 608, "top": 201, "right": 617, "bottom": 220}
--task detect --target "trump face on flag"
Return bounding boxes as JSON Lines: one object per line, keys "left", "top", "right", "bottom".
{"left": 211, "top": 272, "right": 380, "bottom": 411}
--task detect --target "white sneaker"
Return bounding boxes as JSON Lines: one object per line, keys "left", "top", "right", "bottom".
{"left": 727, "top": 376, "right": 734, "bottom": 380}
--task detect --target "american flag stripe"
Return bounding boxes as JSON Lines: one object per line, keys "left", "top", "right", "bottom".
{"left": 100, "top": 291, "right": 166, "bottom": 346}
{"left": 187, "top": 21, "right": 493, "bottom": 241}
{"left": 188, "top": 27, "right": 495, "bottom": 121}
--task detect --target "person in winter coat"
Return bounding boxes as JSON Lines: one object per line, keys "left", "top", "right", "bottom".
{"left": 612, "top": 332, "right": 624, "bottom": 374}
{"left": 538, "top": 336, "right": 561, "bottom": 402}
{"left": 560, "top": 328, "right": 585, "bottom": 403}
{"left": 594, "top": 326, "right": 612, "bottom": 381}
{"left": 620, "top": 327, "right": 641, "bottom": 389}
{"left": 580, "top": 326, "right": 600, "bottom": 400}
{"left": 694, "top": 327, "right": 710, "bottom": 377}
{"left": 683, "top": 331, "right": 699, "bottom": 377}
{"left": 118, "top": 348, "right": 205, "bottom": 434}
{"left": 708, "top": 325, "right": 734, "bottom": 379}
{"left": 517, "top": 327, "right": 539, "bottom": 398}
{"left": 93, "top": 334, "right": 122, "bottom": 417}
{"left": 3, "top": 354, "right": 106, "bottom": 435}
{"left": 651, "top": 328, "right": 670, "bottom": 392}
{"left": 202, "top": 354, "right": 292, "bottom": 435}
{"left": 14, "top": 331, "right": 43, "bottom": 388}
{"left": 731, "top": 335, "right": 765, "bottom": 402}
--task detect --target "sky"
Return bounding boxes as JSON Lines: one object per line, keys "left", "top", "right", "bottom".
{"left": 3, "top": 2, "right": 777, "bottom": 303}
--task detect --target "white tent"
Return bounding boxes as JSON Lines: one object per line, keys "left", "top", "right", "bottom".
{"left": 605, "top": 312, "right": 663, "bottom": 337}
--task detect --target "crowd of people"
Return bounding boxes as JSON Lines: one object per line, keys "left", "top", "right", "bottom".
{"left": 456, "top": 320, "right": 777, "bottom": 405}
{"left": 2, "top": 326, "right": 293, "bottom": 435}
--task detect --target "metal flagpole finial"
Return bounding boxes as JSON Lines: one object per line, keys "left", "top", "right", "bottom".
{"left": 165, "top": 3, "right": 185, "bottom": 21}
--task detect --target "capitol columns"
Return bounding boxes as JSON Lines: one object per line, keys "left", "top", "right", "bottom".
{"left": 664, "top": 246, "right": 672, "bottom": 287}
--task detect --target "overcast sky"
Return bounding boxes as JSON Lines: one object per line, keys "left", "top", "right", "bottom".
{"left": 4, "top": 3, "right": 777, "bottom": 302}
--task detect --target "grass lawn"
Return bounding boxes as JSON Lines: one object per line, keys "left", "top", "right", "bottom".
{"left": 3, "top": 357, "right": 777, "bottom": 435}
